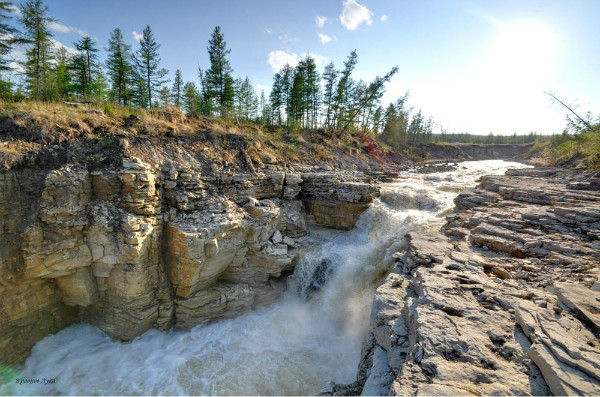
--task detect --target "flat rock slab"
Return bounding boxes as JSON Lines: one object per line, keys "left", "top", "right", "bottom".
{"left": 555, "top": 282, "right": 600, "bottom": 333}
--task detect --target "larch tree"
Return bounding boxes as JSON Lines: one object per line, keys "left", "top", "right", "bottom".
{"left": 51, "top": 46, "right": 70, "bottom": 99}
{"left": 134, "top": 24, "right": 168, "bottom": 108}
{"left": 172, "top": 69, "right": 183, "bottom": 108}
{"left": 321, "top": 62, "right": 338, "bottom": 130}
{"left": 333, "top": 50, "right": 358, "bottom": 129}
{"left": 280, "top": 64, "right": 293, "bottom": 126}
{"left": 182, "top": 81, "right": 199, "bottom": 115}
{"left": 205, "top": 26, "right": 234, "bottom": 117}
{"left": 302, "top": 56, "right": 320, "bottom": 129}
{"left": 70, "top": 35, "right": 99, "bottom": 99}
{"left": 0, "top": 1, "right": 17, "bottom": 72}
{"left": 158, "top": 85, "right": 171, "bottom": 107}
{"left": 106, "top": 28, "right": 134, "bottom": 105}
{"left": 18, "top": 0, "right": 55, "bottom": 100}
{"left": 269, "top": 71, "right": 283, "bottom": 125}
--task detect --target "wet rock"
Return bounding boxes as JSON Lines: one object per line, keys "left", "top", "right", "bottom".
{"left": 353, "top": 167, "right": 599, "bottom": 396}
{"left": 1, "top": 151, "right": 384, "bottom": 364}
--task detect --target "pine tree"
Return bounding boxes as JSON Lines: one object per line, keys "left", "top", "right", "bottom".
{"left": 158, "top": 85, "right": 171, "bottom": 107}
{"left": 269, "top": 71, "right": 283, "bottom": 125}
{"left": 259, "top": 89, "right": 269, "bottom": 125}
{"left": 51, "top": 46, "right": 70, "bottom": 99}
{"left": 289, "top": 63, "right": 305, "bottom": 127}
{"left": 303, "top": 56, "right": 320, "bottom": 128}
{"left": 172, "top": 69, "right": 183, "bottom": 109}
{"left": 134, "top": 24, "right": 168, "bottom": 108}
{"left": 371, "top": 105, "right": 383, "bottom": 134}
{"left": 132, "top": 75, "right": 148, "bottom": 108}
{"left": 18, "top": 0, "right": 55, "bottom": 100}
{"left": 280, "top": 64, "right": 293, "bottom": 126}
{"left": 333, "top": 50, "right": 358, "bottom": 129}
{"left": 197, "top": 67, "right": 211, "bottom": 115}
{"left": 182, "top": 81, "right": 199, "bottom": 115}
{"left": 70, "top": 35, "right": 99, "bottom": 99}
{"left": 0, "top": 1, "right": 18, "bottom": 72}
{"left": 338, "top": 66, "right": 398, "bottom": 134}
{"left": 205, "top": 26, "right": 234, "bottom": 117}
{"left": 322, "top": 62, "right": 338, "bottom": 130}
{"left": 106, "top": 28, "right": 133, "bottom": 105}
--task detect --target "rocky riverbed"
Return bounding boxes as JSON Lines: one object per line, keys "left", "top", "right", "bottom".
{"left": 332, "top": 167, "right": 600, "bottom": 396}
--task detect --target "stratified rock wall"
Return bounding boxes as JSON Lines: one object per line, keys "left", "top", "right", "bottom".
{"left": 0, "top": 158, "right": 379, "bottom": 365}
{"left": 349, "top": 168, "right": 600, "bottom": 396}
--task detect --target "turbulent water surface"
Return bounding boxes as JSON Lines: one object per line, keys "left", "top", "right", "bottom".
{"left": 2, "top": 160, "right": 529, "bottom": 396}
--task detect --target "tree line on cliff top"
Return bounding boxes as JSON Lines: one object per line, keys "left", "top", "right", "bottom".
{"left": 0, "top": 0, "right": 595, "bottom": 150}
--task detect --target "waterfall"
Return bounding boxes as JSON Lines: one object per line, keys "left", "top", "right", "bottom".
{"left": 1, "top": 160, "right": 529, "bottom": 396}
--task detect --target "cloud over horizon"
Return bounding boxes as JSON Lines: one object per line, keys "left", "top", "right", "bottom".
{"left": 267, "top": 50, "right": 328, "bottom": 71}
{"left": 339, "top": 0, "right": 373, "bottom": 30}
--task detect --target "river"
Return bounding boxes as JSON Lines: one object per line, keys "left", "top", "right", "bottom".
{"left": 1, "top": 160, "right": 529, "bottom": 396}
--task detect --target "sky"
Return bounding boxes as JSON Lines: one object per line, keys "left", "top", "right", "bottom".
{"left": 5, "top": 0, "right": 600, "bottom": 135}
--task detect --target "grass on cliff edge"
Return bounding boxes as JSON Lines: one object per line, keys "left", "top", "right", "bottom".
{"left": 542, "top": 125, "right": 600, "bottom": 172}
{"left": 0, "top": 100, "right": 400, "bottom": 170}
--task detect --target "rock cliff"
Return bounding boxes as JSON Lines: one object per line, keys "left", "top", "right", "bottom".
{"left": 335, "top": 167, "right": 600, "bottom": 396}
{"left": 416, "top": 143, "right": 533, "bottom": 161}
{"left": 0, "top": 156, "right": 380, "bottom": 365}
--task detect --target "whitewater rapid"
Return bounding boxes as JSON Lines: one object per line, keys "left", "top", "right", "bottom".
{"left": 1, "top": 160, "right": 529, "bottom": 396}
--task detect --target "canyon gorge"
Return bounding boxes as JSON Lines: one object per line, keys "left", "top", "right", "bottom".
{"left": 0, "top": 144, "right": 598, "bottom": 395}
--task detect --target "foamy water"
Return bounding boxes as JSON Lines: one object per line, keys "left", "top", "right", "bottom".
{"left": 1, "top": 160, "right": 529, "bottom": 396}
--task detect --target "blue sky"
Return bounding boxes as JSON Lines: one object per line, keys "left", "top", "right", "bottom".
{"left": 7, "top": 0, "right": 600, "bottom": 135}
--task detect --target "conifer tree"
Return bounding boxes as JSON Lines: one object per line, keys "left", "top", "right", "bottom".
{"left": 18, "top": 0, "right": 55, "bottom": 100}
{"left": 269, "top": 71, "right": 283, "bottom": 125}
{"left": 182, "top": 81, "right": 199, "bottom": 115}
{"left": 302, "top": 56, "right": 320, "bottom": 128}
{"left": 280, "top": 64, "right": 293, "bottom": 126}
{"left": 106, "top": 28, "right": 133, "bottom": 105}
{"left": 158, "top": 85, "right": 171, "bottom": 107}
{"left": 132, "top": 76, "right": 148, "bottom": 108}
{"left": 197, "top": 67, "right": 211, "bottom": 115}
{"left": 0, "top": 1, "right": 17, "bottom": 72}
{"left": 134, "top": 24, "right": 168, "bottom": 108}
{"left": 205, "top": 26, "right": 234, "bottom": 117}
{"left": 51, "top": 46, "right": 70, "bottom": 99}
{"left": 172, "top": 69, "right": 183, "bottom": 108}
{"left": 333, "top": 50, "right": 358, "bottom": 129}
{"left": 70, "top": 35, "right": 99, "bottom": 99}
{"left": 322, "top": 62, "right": 338, "bottom": 130}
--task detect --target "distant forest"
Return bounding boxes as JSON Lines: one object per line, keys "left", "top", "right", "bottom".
{"left": 0, "top": 0, "right": 568, "bottom": 147}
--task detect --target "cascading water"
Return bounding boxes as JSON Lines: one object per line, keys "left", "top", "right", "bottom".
{"left": 1, "top": 160, "right": 529, "bottom": 396}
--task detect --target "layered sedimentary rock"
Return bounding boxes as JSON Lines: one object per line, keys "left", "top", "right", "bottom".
{"left": 0, "top": 157, "right": 379, "bottom": 365}
{"left": 339, "top": 167, "right": 600, "bottom": 396}
{"left": 300, "top": 172, "right": 380, "bottom": 230}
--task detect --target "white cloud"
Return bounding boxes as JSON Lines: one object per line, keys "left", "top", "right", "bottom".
{"left": 339, "top": 0, "right": 373, "bottom": 30}
{"left": 278, "top": 33, "right": 299, "bottom": 44}
{"left": 267, "top": 50, "right": 328, "bottom": 71}
{"left": 302, "top": 52, "right": 328, "bottom": 67}
{"left": 48, "top": 21, "right": 88, "bottom": 36}
{"left": 380, "top": 15, "right": 388, "bottom": 22}
{"left": 318, "top": 32, "right": 332, "bottom": 44}
{"left": 267, "top": 50, "right": 300, "bottom": 71}
{"left": 315, "top": 15, "right": 327, "bottom": 28}
{"left": 263, "top": 28, "right": 273, "bottom": 35}
{"left": 7, "top": 4, "right": 21, "bottom": 16}
{"left": 51, "top": 39, "right": 78, "bottom": 56}
{"left": 132, "top": 31, "right": 143, "bottom": 43}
